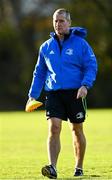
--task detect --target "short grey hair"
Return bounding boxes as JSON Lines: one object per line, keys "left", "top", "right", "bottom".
{"left": 53, "top": 8, "right": 71, "bottom": 22}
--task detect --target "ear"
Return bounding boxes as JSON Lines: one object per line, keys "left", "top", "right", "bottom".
{"left": 69, "top": 20, "right": 71, "bottom": 27}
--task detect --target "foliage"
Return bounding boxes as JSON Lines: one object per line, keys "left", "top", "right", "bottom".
{"left": 0, "top": 0, "right": 112, "bottom": 109}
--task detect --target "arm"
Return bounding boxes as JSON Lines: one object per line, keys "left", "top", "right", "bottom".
{"left": 81, "top": 40, "right": 97, "bottom": 88}
{"left": 28, "top": 47, "right": 47, "bottom": 100}
{"left": 77, "top": 40, "right": 97, "bottom": 99}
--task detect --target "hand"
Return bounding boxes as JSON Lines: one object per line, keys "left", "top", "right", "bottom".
{"left": 26, "top": 97, "right": 35, "bottom": 106}
{"left": 76, "top": 86, "right": 88, "bottom": 99}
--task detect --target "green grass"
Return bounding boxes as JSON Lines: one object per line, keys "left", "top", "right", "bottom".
{"left": 0, "top": 109, "right": 112, "bottom": 179}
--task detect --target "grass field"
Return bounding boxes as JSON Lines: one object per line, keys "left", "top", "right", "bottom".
{"left": 0, "top": 109, "right": 112, "bottom": 179}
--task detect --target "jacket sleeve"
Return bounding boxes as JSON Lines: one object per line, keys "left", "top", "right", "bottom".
{"left": 28, "top": 47, "right": 47, "bottom": 99}
{"left": 81, "top": 40, "right": 98, "bottom": 88}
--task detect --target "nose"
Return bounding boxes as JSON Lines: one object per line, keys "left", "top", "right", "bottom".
{"left": 56, "top": 21, "right": 61, "bottom": 28}
{"left": 56, "top": 21, "right": 59, "bottom": 25}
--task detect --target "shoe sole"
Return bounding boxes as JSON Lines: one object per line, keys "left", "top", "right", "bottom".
{"left": 41, "top": 167, "right": 57, "bottom": 179}
{"left": 74, "top": 172, "right": 83, "bottom": 176}
{"left": 74, "top": 174, "right": 83, "bottom": 176}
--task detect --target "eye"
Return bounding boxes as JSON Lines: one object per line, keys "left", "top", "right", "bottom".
{"left": 54, "top": 19, "right": 65, "bottom": 23}
{"left": 60, "top": 20, "right": 65, "bottom": 23}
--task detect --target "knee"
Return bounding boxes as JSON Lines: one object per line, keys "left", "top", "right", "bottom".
{"left": 71, "top": 125, "right": 86, "bottom": 145}
{"left": 71, "top": 125, "right": 83, "bottom": 137}
{"left": 49, "top": 124, "right": 61, "bottom": 136}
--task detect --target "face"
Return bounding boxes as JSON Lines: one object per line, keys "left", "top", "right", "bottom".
{"left": 53, "top": 13, "right": 71, "bottom": 37}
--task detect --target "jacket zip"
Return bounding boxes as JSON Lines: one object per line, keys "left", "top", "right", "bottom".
{"left": 55, "top": 38, "right": 64, "bottom": 88}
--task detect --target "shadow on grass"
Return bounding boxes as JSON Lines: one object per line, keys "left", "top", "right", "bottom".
{"left": 58, "top": 174, "right": 101, "bottom": 179}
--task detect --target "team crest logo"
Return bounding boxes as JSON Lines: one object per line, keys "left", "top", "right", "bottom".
{"left": 65, "top": 48, "right": 73, "bottom": 55}
{"left": 76, "top": 112, "right": 84, "bottom": 119}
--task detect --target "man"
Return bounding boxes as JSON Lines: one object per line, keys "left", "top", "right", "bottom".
{"left": 27, "top": 8, "right": 97, "bottom": 179}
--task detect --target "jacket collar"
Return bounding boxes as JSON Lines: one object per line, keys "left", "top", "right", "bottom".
{"left": 50, "top": 26, "right": 87, "bottom": 39}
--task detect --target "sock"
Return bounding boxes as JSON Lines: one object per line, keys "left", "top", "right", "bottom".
{"left": 75, "top": 167, "right": 83, "bottom": 170}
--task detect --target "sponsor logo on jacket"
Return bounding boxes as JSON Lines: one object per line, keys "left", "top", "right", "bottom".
{"left": 65, "top": 48, "right": 73, "bottom": 55}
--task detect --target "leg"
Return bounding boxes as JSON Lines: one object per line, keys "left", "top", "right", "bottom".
{"left": 47, "top": 117, "right": 62, "bottom": 168}
{"left": 70, "top": 122, "right": 86, "bottom": 169}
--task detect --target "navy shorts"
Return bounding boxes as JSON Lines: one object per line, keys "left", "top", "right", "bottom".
{"left": 45, "top": 89, "right": 86, "bottom": 123}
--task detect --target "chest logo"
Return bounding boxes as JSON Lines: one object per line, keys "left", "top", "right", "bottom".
{"left": 65, "top": 48, "right": 73, "bottom": 55}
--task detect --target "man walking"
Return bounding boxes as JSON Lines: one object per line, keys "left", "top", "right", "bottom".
{"left": 27, "top": 8, "right": 97, "bottom": 178}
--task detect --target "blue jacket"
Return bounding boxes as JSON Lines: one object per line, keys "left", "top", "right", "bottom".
{"left": 28, "top": 27, "right": 97, "bottom": 99}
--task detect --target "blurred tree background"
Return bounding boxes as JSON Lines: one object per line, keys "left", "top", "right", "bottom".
{"left": 0, "top": 0, "right": 112, "bottom": 110}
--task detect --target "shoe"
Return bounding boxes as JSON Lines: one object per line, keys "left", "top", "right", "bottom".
{"left": 41, "top": 165, "right": 57, "bottom": 179}
{"left": 74, "top": 168, "right": 83, "bottom": 176}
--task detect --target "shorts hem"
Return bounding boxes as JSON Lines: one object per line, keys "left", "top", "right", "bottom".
{"left": 46, "top": 115, "right": 67, "bottom": 121}
{"left": 69, "top": 118, "right": 85, "bottom": 123}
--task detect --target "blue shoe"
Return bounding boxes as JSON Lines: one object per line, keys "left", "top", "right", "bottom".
{"left": 74, "top": 168, "right": 83, "bottom": 176}
{"left": 41, "top": 165, "right": 57, "bottom": 179}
